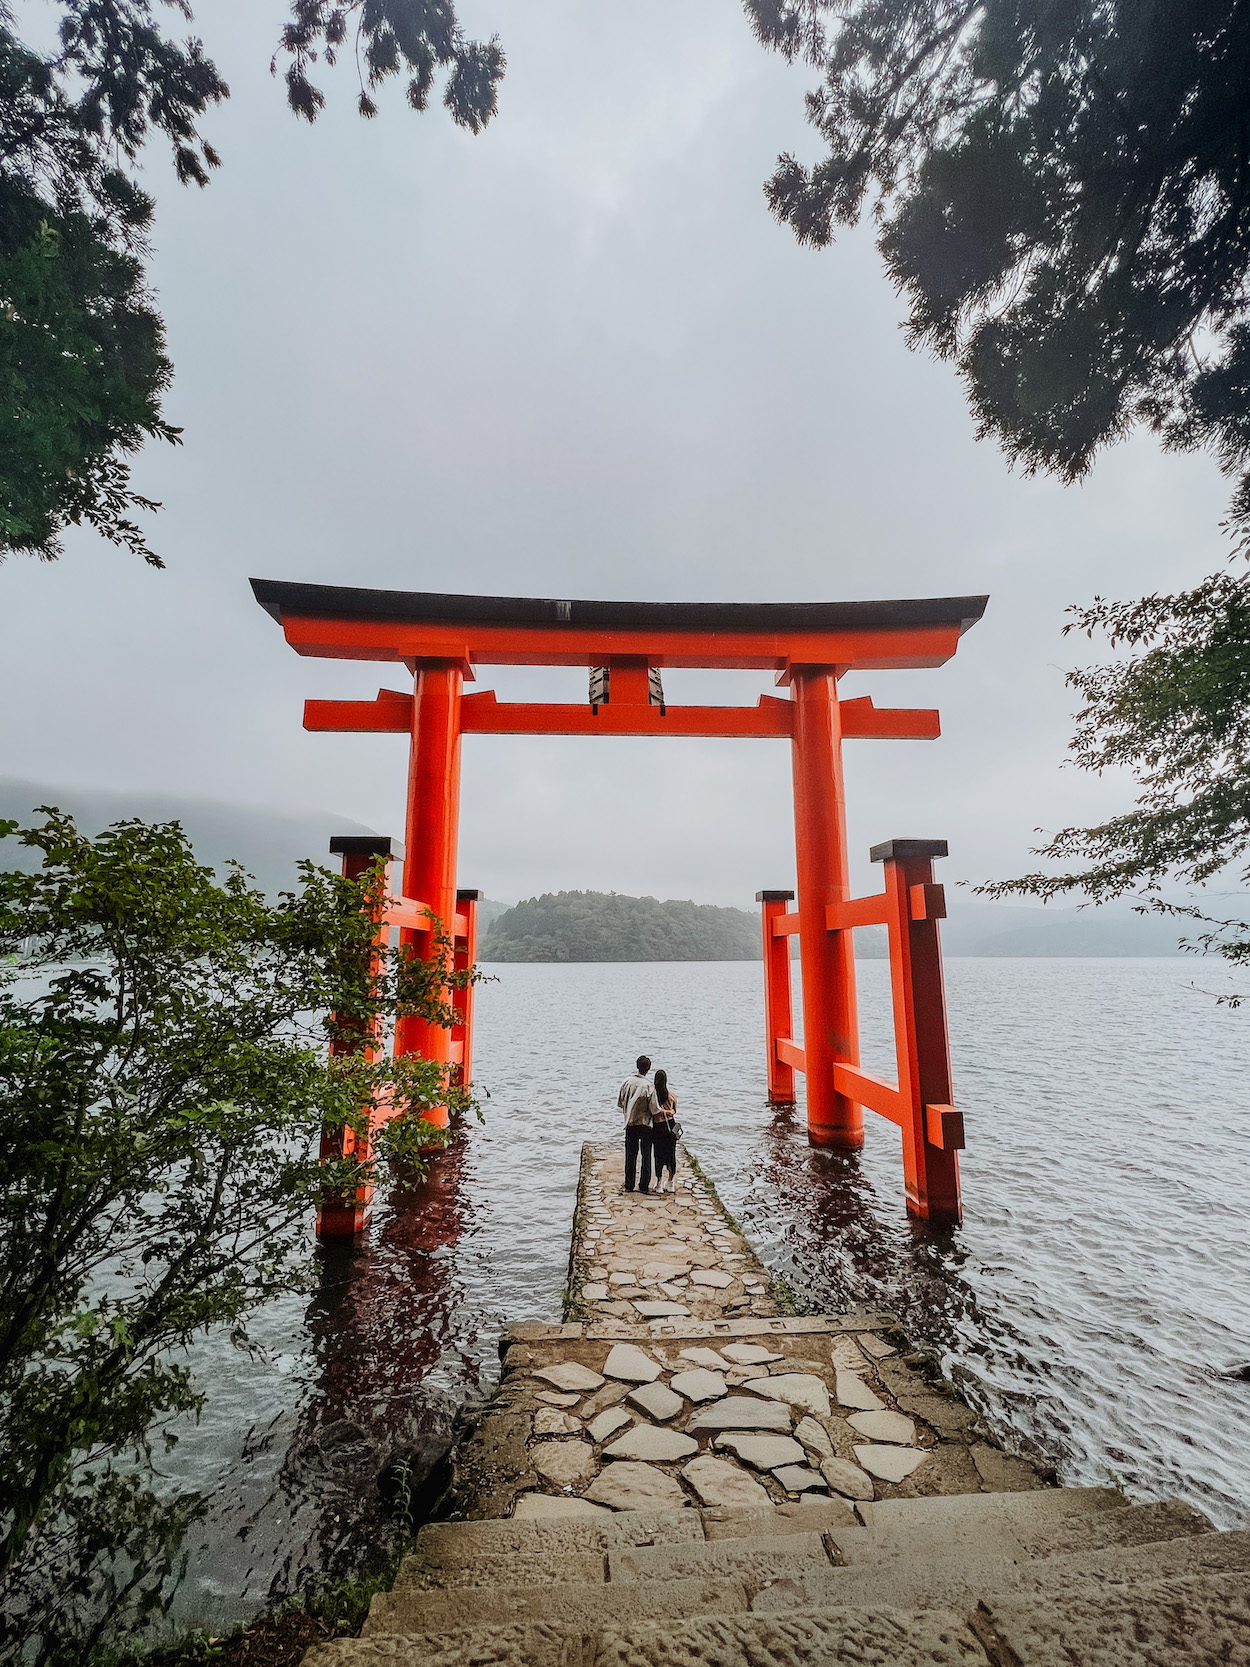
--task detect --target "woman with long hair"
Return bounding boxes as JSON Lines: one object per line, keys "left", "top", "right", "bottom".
{"left": 651, "top": 1068, "right": 678, "bottom": 1193}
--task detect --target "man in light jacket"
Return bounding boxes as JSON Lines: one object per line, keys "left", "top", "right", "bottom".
{"left": 618, "top": 1054, "right": 659, "bottom": 1194}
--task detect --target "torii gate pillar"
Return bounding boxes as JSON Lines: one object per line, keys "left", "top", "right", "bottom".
{"left": 791, "top": 669, "right": 862, "bottom": 1148}
{"left": 395, "top": 662, "right": 464, "bottom": 1124}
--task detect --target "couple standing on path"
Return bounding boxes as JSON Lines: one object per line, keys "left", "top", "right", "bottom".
{"left": 617, "top": 1055, "right": 680, "bottom": 1194}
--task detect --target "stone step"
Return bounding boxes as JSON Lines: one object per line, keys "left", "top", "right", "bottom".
{"left": 397, "top": 1527, "right": 836, "bottom": 1594}
{"left": 700, "top": 1498, "right": 855, "bottom": 1538}
{"left": 396, "top": 1545, "right": 608, "bottom": 1592}
{"left": 973, "top": 1570, "right": 1250, "bottom": 1665}
{"left": 750, "top": 1526, "right": 1250, "bottom": 1618}
{"left": 828, "top": 1484, "right": 1126, "bottom": 1564}
{"left": 996, "top": 1496, "right": 1214, "bottom": 1560}
{"left": 585, "top": 1571, "right": 1250, "bottom": 1667}
{"left": 410, "top": 1505, "right": 702, "bottom": 1566}
{"left": 590, "top": 1606, "right": 992, "bottom": 1667}
{"left": 302, "top": 1622, "right": 591, "bottom": 1667}
{"left": 306, "top": 1556, "right": 1250, "bottom": 1667}
{"left": 363, "top": 1571, "right": 751, "bottom": 1637}
{"left": 399, "top": 1510, "right": 1240, "bottom": 1620}
{"left": 395, "top": 1490, "right": 1119, "bottom": 1595}
{"left": 613, "top": 1506, "right": 1233, "bottom": 1606}
{"left": 304, "top": 1605, "right": 989, "bottom": 1667}
{"left": 405, "top": 1496, "right": 850, "bottom": 1582}
{"left": 858, "top": 1482, "right": 1122, "bottom": 1535}
{"left": 609, "top": 1528, "right": 833, "bottom": 1587}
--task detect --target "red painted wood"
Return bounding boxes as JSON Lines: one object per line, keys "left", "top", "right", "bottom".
{"left": 280, "top": 612, "right": 965, "bottom": 672}
{"left": 394, "top": 663, "right": 463, "bottom": 1132}
{"left": 459, "top": 690, "right": 795, "bottom": 737}
{"left": 760, "top": 896, "right": 796, "bottom": 1104}
{"left": 881, "top": 851, "right": 962, "bottom": 1224}
{"left": 272, "top": 590, "right": 978, "bottom": 1233}
{"left": 451, "top": 891, "right": 479, "bottom": 1088}
{"left": 909, "top": 882, "right": 947, "bottom": 921}
{"left": 825, "top": 894, "right": 889, "bottom": 931}
{"left": 791, "top": 672, "right": 863, "bottom": 1150}
{"left": 303, "top": 689, "right": 940, "bottom": 743}
{"left": 925, "top": 1103, "right": 965, "bottom": 1151}
{"left": 318, "top": 846, "right": 393, "bottom": 1238}
{"left": 776, "top": 1037, "right": 806, "bottom": 1073}
{"left": 831, "top": 1062, "right": 905, "bottom": 1127}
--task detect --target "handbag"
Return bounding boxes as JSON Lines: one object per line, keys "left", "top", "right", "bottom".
{"left": 671, "top": 1119, "right": 684, "bottom": 1142}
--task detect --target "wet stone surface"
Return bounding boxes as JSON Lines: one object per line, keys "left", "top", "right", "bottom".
{"left": 443, "top": 1143, "right": 1053, "bottom": 1521}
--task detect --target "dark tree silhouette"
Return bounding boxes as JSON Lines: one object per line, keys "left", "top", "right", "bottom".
{"left": 749, "top": 1, "right": 1250, "bottom": 963}
{"left": 1, "top": 0, "right": 502, "bottom": 564}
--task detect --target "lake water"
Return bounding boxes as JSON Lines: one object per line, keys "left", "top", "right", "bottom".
{"left": 164, "top": 957, "right": 1250, "bottom": 1628}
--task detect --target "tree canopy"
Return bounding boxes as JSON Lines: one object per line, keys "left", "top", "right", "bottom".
{"left": 981, "top": 571, "right": 1250, "bottom": 980}
{"left": 1, "top": 0, "right": 502, "bottom": 565}
{"left": 748, "top": 0, "right": 1250, "bottom": 959}
{"left": 748, "top": 0, "right": 1250, "bottom": 520}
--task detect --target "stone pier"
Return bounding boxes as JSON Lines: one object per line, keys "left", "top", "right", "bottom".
{"left": 305, "top": 1141, "right": 1250, "bottom": 1666}
{"left": 447, "top": 1142, "right": 1043, "bottom": 1518}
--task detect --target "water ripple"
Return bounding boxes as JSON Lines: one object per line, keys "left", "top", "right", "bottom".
{"left": 165, "top": 957, "right": 1250, "bottom": 1629}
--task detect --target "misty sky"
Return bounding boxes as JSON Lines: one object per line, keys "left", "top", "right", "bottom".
{"left": 1, "top": 0, "right": 1235, "bottom": 907}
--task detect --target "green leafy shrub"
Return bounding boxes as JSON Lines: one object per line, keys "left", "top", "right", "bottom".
{"left": 0, "top": 810, "right": 477, "bottom": 1663}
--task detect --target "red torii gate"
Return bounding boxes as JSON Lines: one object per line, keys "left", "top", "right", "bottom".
{"left": 253, "top": 580, "right": 987, "bottom": 1229}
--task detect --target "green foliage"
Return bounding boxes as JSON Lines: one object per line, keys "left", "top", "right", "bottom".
{"left": 0, "top": 811, "right": 478, "bottom": 1663}
{"left": 747, "top": 2, "right": 1250, "bottom": 962}
{"left": 100, "top": 1549, "right": 408, "bottom": 1667}
{"left": 278, "top": 2, "right": 504, "bottom": 131}
{"left": 980, "top": 563, "right": 1250, "bottom": 982}
{"left": 748, "top": 0, "right": 1250, "bottom": 522}
{"left": 0, "top": 0, "right": 502, "bottom": 564}
{"left": 481, "top": 890, "right": 763, "bottom": 963}
{"left": 0, "top": 179, "right": 177, "bottom": 565}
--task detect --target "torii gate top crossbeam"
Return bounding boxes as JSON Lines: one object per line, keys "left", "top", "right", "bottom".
{"left": 251, "top": 580, "right": 987, "bottom": 674}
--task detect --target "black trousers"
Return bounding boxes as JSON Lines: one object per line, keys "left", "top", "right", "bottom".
{"left": 624, "top": 1124, "right": 653, "bottom": 1192}
{"left": 651, "top": 1121, "right": 677, "bottom": 1183}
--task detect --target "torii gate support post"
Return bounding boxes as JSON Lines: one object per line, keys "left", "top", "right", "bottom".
{"left": 791, "top": 669, "right": 863, "bottom": 1149}
{"left": 875, "top": 839, "right": 962, "bottom": 1223}
{"left": 319, "top": 835, "right": 402, "bottom": 1238}
{"left": 452, "top": 888, "right": 481, "bottom": 1086}
{"left": 756, "top": 890, "right": 796, "bottom": 1105}
{"left": 396, "top": 661, "right": 464, "bottom": 1129}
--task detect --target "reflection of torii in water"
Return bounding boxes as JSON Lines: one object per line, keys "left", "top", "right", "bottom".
{"left": 252, "top": 581, "right": 986, "bottom": 1227}
{"left": 270, "top": 1137, "right": 477, "bottom": 1602}
{"left": 176, "top": 1133, "right": 476, "bottom": 1617}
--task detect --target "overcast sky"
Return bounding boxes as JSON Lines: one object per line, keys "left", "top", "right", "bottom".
{"left": 1, "top": 0, "right": 1234, "bottom": 907}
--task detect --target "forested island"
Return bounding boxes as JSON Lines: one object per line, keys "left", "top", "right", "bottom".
{"left": 480, "top": 890, "right": 762, "bottom": 962}
{"left": 477, "top": 887, "right": 1185, "bottom": 961}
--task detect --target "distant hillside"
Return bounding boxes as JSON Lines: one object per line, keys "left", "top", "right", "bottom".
{"left": 481, "top": 891, "right": 762, "bottom": 962}
{"left": 474, "top": 899, "right": 514, "bottom": 934}
{"left": 0, "top": 777, "right": 378, "bottom": 899}
{"left": 479, "top": 888, "right": 1191, "bottom": 962}
{"left": 939, "top": 901, "right": 1185, "bottom": 957}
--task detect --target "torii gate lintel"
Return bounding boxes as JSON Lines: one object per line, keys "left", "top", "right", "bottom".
{"left": 253, "top": 581, "right": 986, "bottom": 1232}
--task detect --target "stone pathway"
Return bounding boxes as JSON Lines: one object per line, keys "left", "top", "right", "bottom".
{"left": 448, "top": 1142, "right": 1044, "bottom": 1520}
{"left": 303, "top": 1138, "right": 1250, "bottom": 1666}
{"left": 571, "top": 1143, "right": 775, "bottom": 1327}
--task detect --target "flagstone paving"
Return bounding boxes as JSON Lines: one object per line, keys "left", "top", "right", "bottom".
{"left": 318, "top": 1142, "right": 1250, "bottom": 1667}
{"left": 628, "top": 1381, "right": 684, "bottom": 1421}
{"left": 443, "top": 1140, "right": 1058, "bottom": 1526}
